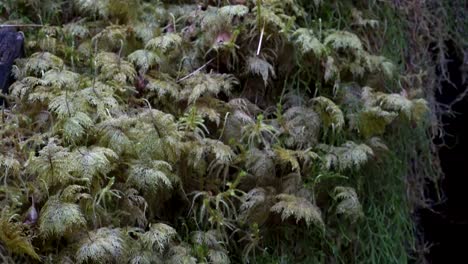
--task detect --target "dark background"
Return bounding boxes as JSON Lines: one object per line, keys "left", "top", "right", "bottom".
{"left": 421, "top": 43, "right": 468, "bottom": 263}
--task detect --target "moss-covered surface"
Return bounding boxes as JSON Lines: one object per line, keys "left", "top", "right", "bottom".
{"left": 0, "top": 0, "right": 466, "bottom": 263}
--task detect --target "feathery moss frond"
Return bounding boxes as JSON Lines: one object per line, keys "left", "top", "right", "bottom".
{"left": 72, "top": 147, "right": 118, "bottom": 182}
{"left": 357, "top": 107, "right": 398, "bottom": 138}
{"left": 128, "top": 50, "right": 161, "bottom": 73}
{"left": 324, "top": 31, "right": 363, "bottom": 51}
{"left": 247, "top": 56, "right": 276, "bottom": 85}
{"left": 320, "top": 141, "right": 374, "bottom": 171}
{"left": 239, "top": 187, "right": 272, "bottom": 225}
{"left": 166, "top": 245, "right": 197, "bottom": 264}
{"left": 75, "top": 0, "right": 109, "bottom": 17}
{"left": 293, "top": 28, "right": 325, "bottom": 57}
{"left": 63, "top": 21, "right": 89, "bottom": 38}
{"left": 312, "top": 96, "right": 345, "bottom": 132}
{"left": 219, "top": 5, "right": 249, "bottom": 20}
{"left": 145, "top": 75, "right": 180, "bottom": 99}
{"left": 80, "top": 82, "right": 120, "bottom": 119}
{"left": 97, "top": 115, "right": 136, "bottom": 154}
{"left": 0, "top": 209, "right": 40, "bottom": 260}
{"left": 39, "top": 195, "right": 86, "bottom": 238}
{"left": 76, "top": 227, "right": 125, "bottom": 264}
{"left": 274, "top": 147, "right": 301, "bottom": 172}
{"left": 92, "top": 25, "right": 129, "bottom": 50}
{"left": 180, "top": 73, "right": 238, "bottom": 104}
{"left": 95, "top": 52, "right": 136, "bottom": 84}
{"left": 145, "top": 33, "right": 182, "bottom": 53}
{"left": 333, "top": 186, "right": 364, "bottom": 222}
{"left": 270, "top": 194, "right": 324, "bottom": 229}
{"left": 28, "top": 140, "right": 79, "bottom": 187}
{"left": 127, "top": 160, "right": 175, "bottom": 194}
{"left": 208, "top": 249, "right": 230, "bottom": 264}
{"left": 43, "top": 69, "right": 81, "bottom": 90}
{"left": 24, "top": 52, "right": 64, "bottom": 76}
{"left": 9, "top": 77, "right": 45, "bottom": 100}
{"left": 378, "top": 93, "right": 429, "bottom": 121}
{"left": 61, "top": 185, "right": 90, "bottom": 203}
{"left": 61, "top": 112, "right": 94, "bottom": 143}
{"left": 141, "top": 223, "right": 177, "bottom": 253}
{"left": 241, "top": 114, "right": 278, "bottom": 148}
{"left": 245, "top": 148, "right": 276, "bottom": 185}
{"left": 282, "top": 106, "right": 321, "bottom": 148}
{"left": 190, "top": 230, "right": 223, "bottom": 249}
{"left": 0, "top": 155, "right": 21, "bottom": 176}
{"left": 49, "top": 92, "right": 88, "bottom": 117}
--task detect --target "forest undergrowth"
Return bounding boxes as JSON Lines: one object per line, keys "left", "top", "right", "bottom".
{"left": 0, "top": 0, "right": 466, "bottom": 263}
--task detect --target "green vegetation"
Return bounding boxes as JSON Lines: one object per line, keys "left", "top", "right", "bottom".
{"left": 0, "top": 0, "right": 465, "bottom": 263}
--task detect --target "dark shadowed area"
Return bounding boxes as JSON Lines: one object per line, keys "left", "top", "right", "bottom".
{"left": 421, "top": 43, "right": 468, "bottom": 263}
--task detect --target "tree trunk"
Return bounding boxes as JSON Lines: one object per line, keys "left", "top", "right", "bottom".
{"left": 0, "top": 27, "right": 24, "bottom": 105}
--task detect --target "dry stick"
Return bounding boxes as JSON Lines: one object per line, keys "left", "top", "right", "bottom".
{"left": 0, "top": 24, "right": 44, "bottom": 28}
{"left": 177, "top": 58, "right": 215, "bottom": 83}
{"left": 256, "top": 22, "right": 265, "bottom": 56}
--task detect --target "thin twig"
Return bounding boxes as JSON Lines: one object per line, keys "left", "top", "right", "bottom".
{"left": 0, "top": 24, "right": 44, "bottom": 28}
{"left": 177, "top": 58, "right": 215, "bottom": 83}
{"left": 256, "top": 22, "right": 265, "bottom": 56}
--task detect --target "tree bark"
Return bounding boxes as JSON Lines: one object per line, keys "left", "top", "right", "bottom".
{"left": 0, "top": 27, "right": 24, "bottom": 105}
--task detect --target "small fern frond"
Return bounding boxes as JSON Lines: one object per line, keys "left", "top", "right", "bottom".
{"left": 312, "top": 96, "right": 345, "bottom": 132}
{"left": 92, "top": 25, "right": 128, "bottom": 50}
{"left": 25, "top": 52, "right": 64, "bottom": 76}
{"left": 324, "top": 30, "right": 363, "bottom": 51}
{"left": 273, "top": 147, "right": 301, "bottom": 172}
{"left": 75, "top": 0, "right": 109, "bottom": 17}
{"left": 49, "top": 92, "right": 88, "bottom": 117}
{"left": 39, "top": 195, "right": 86, "bottom": 238}
{"left": 357, "top": 107, "right": 398, "bottom": 138}
{"left": 80, "top": 82, "right": 119, "bottom": 119}
{"left": 127, "top": 160, "right": 175, "bottom": 194}
{"left": 97, "top": 115, "right": 135, "bottom": 154}
{"left": 333, "top": 186, "right": 364, "bottom": 222}
{"left": 282, "top": 106, "right": 321, "bottom": 148}
{"left": 128, "top": 49, "right": 161, "bottom": 72}
{"left": 0, "top": 154, "right": 21, "bottom": 175}
{"left": 219, "top": 5, "right": 249, "bottom": 19}
{"left": 180, "top": 73, "right": 238, "bottom": 104}
{"left": 208, "top": 249, "right": 230, "bottom": 264}
{"left": 63, "top": 21, "right": 89, "bottom": 38}
{"left": 43, "top": 69, "right": 80, "bottom": 90}
{"left": 378, "top": 93, "right": 428, "bottom": 121}
{"left": 320, "top": 141, "right": 374, "bottom": 171}
{"left": 190, "top": 230, "right": 223, "bottom": 249}
{"left": 95, "top": 52, "right": 136, "bottom": 84}
{"left": 141, "top": 223, "right": 177, "bottom": 253}
{"left": 60, "top": 185, "right": 90, "bottom": 203}
{"left": 9, "top": 77, "right": 45, "bottom": 100}
{"left": 76, "top": 227, "right": 125, "bottom": 264}
{"left": 245, "top": 148, "right": 276, "bottom": 185}
{"left": 0, "top": 209, "right": 40, "bottom": 260}
{"left": 247, "top": 56, "right": 276, "bottom": 85}
{"left": 293, "top": 28, "right": 325, "bottom": 57}
{"left": 61, "top": 112, "right": 94, "bottom": 143}
{"left": 166, "top": 245, "right": 197, "bottom": 264}
{"left": 28, "top": 140, "right": 79, "bottom": 187}
{"left": 239, "top": 187, "right": 272, "bottom": 225}
{"left": 72, "top": 147, "right": 118, "bottom": 182}
{"left": 145, "top": 33, "right": 182, "bottom": 53}
{"left": 270, "top": 194, "right": 324, "bottom": 229}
